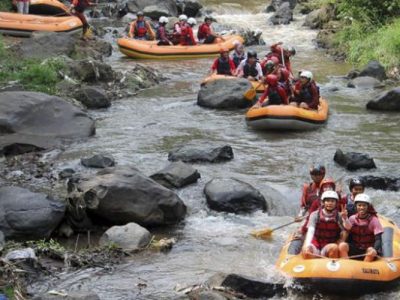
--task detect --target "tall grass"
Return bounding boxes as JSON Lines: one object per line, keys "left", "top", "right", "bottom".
{"left": 0, "top": 0, "right": 13, "bottom": 12}
{"left": 0, "top": 37, "right": 65, "bottom": 94}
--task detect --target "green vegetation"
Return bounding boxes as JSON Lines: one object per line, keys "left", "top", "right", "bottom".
{"left": 323, "top": 0, "right": 400, "bottom": 70}
{"left": 0, "top": 38, "right": 65, "bottom": 94}
{"left": 0, "top": 0, "right": 13, "bottom": 12}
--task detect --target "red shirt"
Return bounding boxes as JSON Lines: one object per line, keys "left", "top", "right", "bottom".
{"left": 258, "top": 85, "right": 288, "bottom": 105}
{"left": 211, "top": 57, "right": 236, "bottom": 75}
{"left": 180, "top": 25, "right": 196, "bottom": 45}
{"left": 198, "top": 23, "right": 211, "bottom": 40}
{"left": 294, "top": 80, "right": 319, "bottom": 109}
{"left": 270, "top": 43, "right": 293, "bottom": 74}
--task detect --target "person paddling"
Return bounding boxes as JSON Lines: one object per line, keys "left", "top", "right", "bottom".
{"left": 210, "top": 48, "right": 236, "bottom": 75}
{"left": 70, "top": 0, "right": 96, "bottom": 40}
{"left": 128, "top": 11, "right": 155, "bottom": 40}
{"left": 339, "top": 194, "right": 383, "bottom": 262}
{"left": 157, "top": 16, "right": 172, "bottom": 46}
{"left": 231, "top": 41, "right": 246, "bottom": 68}
{"left": 302, "top": 191, "right": 348, "bottom": 259}
{"left": 235, "top": 50, "right": 263, "bottom": 81}
{"left": 290, "top": 70, "right": 320, "bottom": 110}
{"left": 197, "top": 16, "right": 223, "bottom": 44}
{"left": 256, "top": 74, "right": 288, "bottom": 107}
{"left": 341, "top": 178, "right": 365, "bottom": 217}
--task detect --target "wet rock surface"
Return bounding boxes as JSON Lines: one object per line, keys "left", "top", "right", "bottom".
{"left": 359, "top": 60, "right": 387, "bottom": 81}
{"left": 81, "top": 154, "right": 115, "bottom": 168}
{"left": 268, "top": 0, "right": 294, "bottom": 25}
{"left": 74, "top": 86, "right": 111, "bottom": 109}
{"left": 303, "top": 4, "right": 336, "bottom": 29}
{"left": 32, "top": 292, "right": 101, "bottom": 300}
{"left": 360, "top": 175, "right": 400, "bottom": 191}
{"left": 150, "top": 161, "right": 200, "bottom": 188}
{"left": 366, "top": 87, "right": 400, "bottom": 111}
{"left": 0, "top": 186, "right": 65, "bottom": 239}
{"left": 334, "top": 149, "right": 377, "bottom": 171}
{"left": 204, "top": 178, "right": 267, "bottom": 214}
{"left": 198, "top": 78, "right": 254, "bottom": 109}
{"left": 168, "top": 145, "right": 234, "bottom": 163}
{"left": 347, "top": 76, "right": 385, "bottom": 89}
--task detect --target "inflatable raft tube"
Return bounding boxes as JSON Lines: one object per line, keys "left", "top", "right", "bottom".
{"left": 276, "top": 215, "right": 400, "bottom": 295}
{"left": 118, "top": 35, "right": 244, "bottom": 60}
{"left": 201, "top": 74, "right": 265, "bottom": 93}
{"left": 0, "top": 12, "right": 82, "bottom": 37}
{"left": 245, "top": 98, "right": 328, "bottom": 131}
{"left": 12, "top": 0, "right": 69, "bottom": 16}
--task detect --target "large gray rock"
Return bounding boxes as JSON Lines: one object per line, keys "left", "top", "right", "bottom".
{"left": 66, "top": 59, "right": 117, "bottom": 84}
{"left": 74, "top": 86, "right": 111, "bottom": 109}
{"left": 183, "top": 0, "right": 203, "bottom": 17}
{"left": 73, "top": 38, "right": 113, "bottom": 60}
{"left": 10, "top": 32, "right": 78, "bottom": 59}
{"left": 143, "top": 5, "right": 171, "bottom": 19}
{"left": 303, "top": 4, "right": 335, "bottom": 29}
{"left": 366, "top": 87, "right": 400, "bottom": 111}
{"left": 360, "top": 175, "right": 400, "bottom": 191}
{"left": 359, "top": 60, "right": 387, "bottom": 81}
{"left": 0, "top": 231, "right": 4, "bottom": 251}
{"left": 81, "top": 154, "right": 115, "bottom": 168}
{"left": 334, "top": 149, "right": 376, "bottom": 171}
{"left": 127, "top": 0, "right": 178, "bottom": 17}
{"left": 204, "top": 178, "right": 267, "bottom": 214}
{"left": 198, "top": 79, "right": 254, "bottom": 109}
{"left": 168, "top": 145, "right": 234, "bottom": 163}
{"left": 0, "top": 91, "right": 95, "bottom": 154}
{"left": 67, "top": 166, "right": 186, "bottom": 227}
{"left": 0, "top": 186, "right": 65, "bottom": 239}
{"left": 188, "top": 290, "right": 227, "bottom": 300}
{"left": 347, "top": 76, "right": 385, "bottom": 89}
{"left": 269, "top": 2, "right": 293, "bottom": 25}
{"left": 150, "top": 161, "right": 200, "bottom": 188}
{"left": 33, "top": 292, "right": 100, "bottom": 300}
{"left": 99, "top": 222, "right": 151, "bottom": 251}
{"left": 206, "top": 273, "right": 286, "bottom": 298}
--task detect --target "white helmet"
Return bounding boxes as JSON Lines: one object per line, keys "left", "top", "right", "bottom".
{"left": 354, "top": 193, "right": 371, "bottom": 205}
{"left": 187, "top": 17, "right": 197, "bottom": 25}
{"left": 321, "top": 190, "right": 339, "bottom": 201}
{"left": 179, "top": 14, "right": 188, "bottom": 21}
{"left": 300, "top": 70, "right": 313, "bottom": 80}
{"left": 159, "top": 16, "right": 169, "bottom": 24}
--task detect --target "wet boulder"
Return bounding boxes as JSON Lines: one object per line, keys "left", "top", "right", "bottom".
{"left": 334, "top": 149, "right": 376, "bottom": 171}
{"left": 4, "top": 248, "right": 37, "bottom": 262}
{"left": 66, "top": 59, "right": 117, "bottom": 84}
{"left": 204, "top": 178, "right": 267, "bottom": 214}
{"left": 81, "top": 154, "right": 115, "bottom": 168}
{"left": 239, "top": 29, "right": 265, "bottom": 46}
{"left": 143, "top": 5, "right": 171, "bottom": 19}
{"left": 59, "top": 168, "right": 76, "bottom": 179}
{"left": 347, "top": 76, "right": 385, "bottom": 89}
{"left": 182, "top": 0, "right": 203, "bottom": 17}
{"left": 303, "top": 4, "right": 336, "bottom": 29}
{"left": 0, "top": 91, "right": 95, "bottom": 154}
{"left": 73, "top": 37, "right": 113, "bottom": 60}
{"left": 10, "top": 32, "right": 77, "bottom": 59}
{"left": 67, "top": 166, "right": 186, "bottom": 227}
{"left": 366, "top": 87, "right": 400, "bottom": 111}
{"left": 359, "top": 60, "right": 387, "bottom": 81}
{"left": 150, "top": 161, "right": 200, "bottom": 188}
{"left": 32, "top": 291, "right": 100, "bottom": 300}
{"left": 74, "top": 86, "right": 111, "bottom": 109}
{"left": 127, "top": 0, "right": 178, "bottom": 17}
{"left": 0, "top": 231, "right": 4, "bottom": 251}
{"left": 187, "top": 290, "right": 227, "bottom": 300}
{"left": 197, "top": 78, "right": 254, "bottom": 109}
{"left": 269, "top": 2, "right": 293, "bottom": 25}
{"left": 0, "top": 186, "right": 66, "bottom": 239}
{"left": 206, "top": 273, "right": 286, "bottom": 298}
{"left": 99, "top": 222, "right": 151, "bottom": 251}
{"left": 360, "top": 175, "right": 400, "bottom": 191}
{"left": 168, "top": 145, "right": 234, "bottom": 163}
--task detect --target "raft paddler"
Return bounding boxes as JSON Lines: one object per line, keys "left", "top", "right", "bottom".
{"left": 341, "top": 178, "right": 365, "bottom": 217}
{"left": 16, "top": 0, "right": 29, "bottom": 14}
{"left": 197, "top": 16, "right": 223, "bottom": 44}
{"left": 181, "top": 18, "right": 197, "bottom": 46}
{"left": 231, "top": 41, "right": 246, "bottom": 68}
{"left": 235, "top": 50, "right": 263, "bottom": 81}
{"left": 210, "top": 48, "right": 236, "bottom": 76}
{"left": 255, "top": 74, "right": 288, "bottom": 107}
{"left": 290, "top": 70, "right": 320, "bottom": 110}
{"left": 339, "top": 194, "right": 383, "bottom": 262}
{"left": 302, "top": 190, "right": 348, "bottom": 259}
{"left": 269, "top": 41, "right": 296, "bottom": 75}
{"left": 128, "top": 11, "right": 155, "bottom": 40}
{"left": 70, "top": 0, "right": 97, "bottom": 39}
{"left": 157, "top": 16, "right": 173, "bottom": 46}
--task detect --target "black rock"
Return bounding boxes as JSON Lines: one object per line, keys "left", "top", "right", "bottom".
{"left": 74, "top": 86, "right": 111, "bottom": 109}
{"left": 359, "top": 60, "right": 387, "bottom": 81}
{"left": 360, "top": 175, "right": 400, "bottom": 191}
{"left": 183, "top": 0, "right": 203, "bottom": 17}
{"left": 334, "top": 149, "right": 376, "bottom": 171}
{"left": 150, "top": 161, "right": 200, "bottom": 188}
{"left": 347, "top": 76, "right": 384, "bottom": 89}
{"left": 168, "top": 145, "right": 234, "bottom": 163}
{"left": 366, "top": 87, "right": 400, "bottom": 111}
{"left": 269, "top": 2, "right": 293, "bottom": 25}
{"left": 32, "top": 291, "right": 100, "bottom": 300}
{"left": 59, "top": 168, "right": 76, "bottom": 179}
{"left": 347, "top": 69, "right": 360, "bottom": 79}
{"left": 81, "top": 154, "right": 115, "bottom": 168}
{"left": 204, "top": 178, "right": 267, "bottom": 214}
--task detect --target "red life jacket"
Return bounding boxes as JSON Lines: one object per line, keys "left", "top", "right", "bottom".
{"left": 303, "top": 183, "right": 319, "bottom": 210}
{"left": 350, "top": 215, "right": 375, "bottom": 250}
{"left": 180, "top": 24, "right": 192, "bottom": 45}
{"left": 198, "top": 23, "right": 210, "bottom": 40}
{"left": 135, "top": 21, "right": 147, "bottom": 37}
{"left": 313, "top": 209, "right": 340, "bottom": 249}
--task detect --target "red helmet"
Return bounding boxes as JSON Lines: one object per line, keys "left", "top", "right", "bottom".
{"left": 266, "top": 74, "right": 278, "bottom": 86}
{"left": 270, "top": 56, "right": 280, "bottom": 65}
{"left": 280, "top": 68, "right": 290, "bottom": 81}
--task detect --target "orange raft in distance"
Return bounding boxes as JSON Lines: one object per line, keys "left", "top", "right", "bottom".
{"left": 118, "top": 35, "right": 244, "bottom": 60}
{"left": 201, "top": 73, "right": 265, "bottom": 93}
{"left": 12, "top": 0, "right": 70, "bottom": 16}
{"left": 245, "top": 98, "right": 329, "bottom": 131}
{"left": 0, "top": 12, "right": 83, "bottom": 37}
{"left": 276, "top": 215, "right": 400, "bottom": 295}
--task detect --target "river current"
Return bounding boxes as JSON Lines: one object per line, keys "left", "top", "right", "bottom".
{"left": 29, "top": 1, "right": 400, "bottom": 299}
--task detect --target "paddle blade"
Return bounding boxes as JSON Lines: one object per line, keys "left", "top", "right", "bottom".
{"left": 243, "top": 88, "right": 256, "bottom": 101}
{"left": 250, "top": 228, "right": 273, "bottom": 239}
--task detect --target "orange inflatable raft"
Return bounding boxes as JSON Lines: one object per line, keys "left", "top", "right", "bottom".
{"left": 201, "top": 74, "right": 265, "bottom": 93}
{"left": 118, "top": 35, "right": 244, "bottom": 60}
{"left": 0, "top": 12, "right": 82, "bottom": 37}
{"left": 12, "top": 0, "right": 69, "bottom": 16}
{"left": 245, "top": 98, "right": 328, "bottom": 131}
{"left": 276, "top": 215, "right": 400, "bottom": 295}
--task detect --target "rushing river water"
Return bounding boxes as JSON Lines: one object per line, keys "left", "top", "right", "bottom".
{"left": 28, "top": 1, "right": 400, "bottom": 299}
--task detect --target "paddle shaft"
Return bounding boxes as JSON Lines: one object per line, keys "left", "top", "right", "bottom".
{"left": 269, "top": 219, "right": 298, "bottom": 232}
